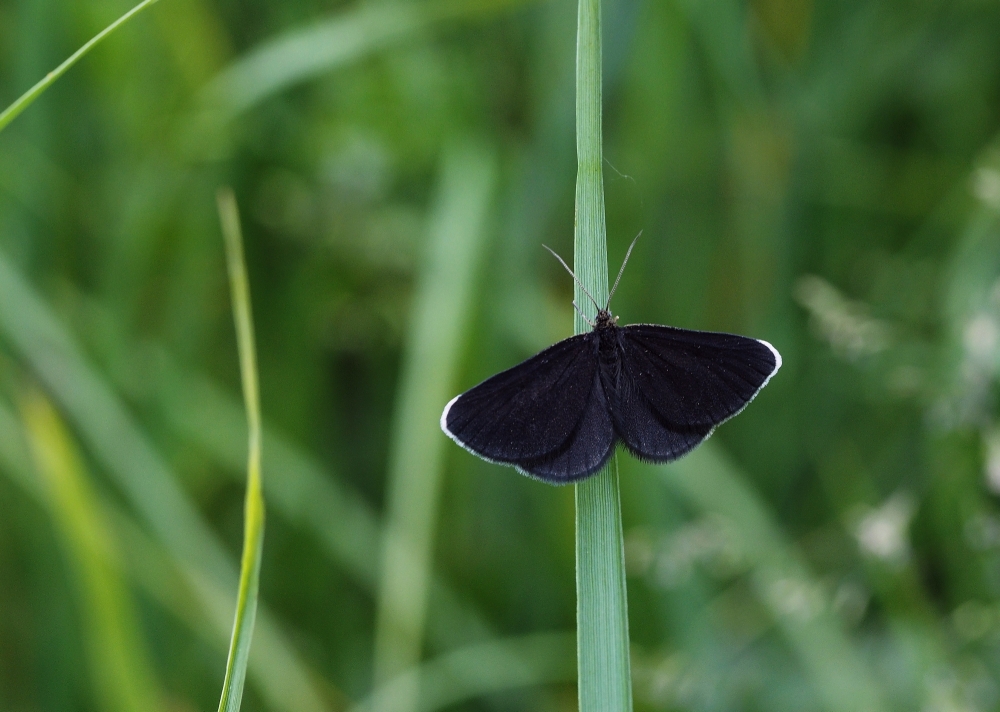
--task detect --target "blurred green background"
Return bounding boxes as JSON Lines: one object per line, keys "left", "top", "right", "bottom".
{"left": 3, "top": 0, "right": 1000, "bottom": 710}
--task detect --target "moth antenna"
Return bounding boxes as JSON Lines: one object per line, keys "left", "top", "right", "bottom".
{"left": 573, "top": 301, "right": 596, "bottom": 328}
{"left": 542, "top": 244, "right": 601, "bottom": 313}
{"left": 607, "top": 231, "right": 641, "bottom": 310}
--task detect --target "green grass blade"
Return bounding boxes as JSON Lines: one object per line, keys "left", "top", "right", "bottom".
{"left": 372, "top": 138, "right": 497, "bottom": 712}
{"left": 0, "top": 0, "right": 160, "bottom": 134}
{"left": 661, "top": 442, "right": 889, "bottom": 712}
{"left": 214, "top": 188, "right": 266, "bottom": 712}
{"left": 573, "top": 0, "right": 632, "bottom": 710}
{"left": 20, "top": 390, "right": 163, "bottom": 712}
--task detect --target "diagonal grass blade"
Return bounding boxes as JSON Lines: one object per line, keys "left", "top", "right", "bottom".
{"left": 0, "top": 0, "right": 160, "bottom": 134}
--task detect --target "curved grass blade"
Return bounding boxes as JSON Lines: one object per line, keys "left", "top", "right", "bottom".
{"left": 20, "top": 389, "right": 163, "bottom": 712}
{"left": 214, "top": 188, "right": 266, "bottom": 712}
{"left": 0, "top": 0, "right": 160, "bottom": 134}
{"left": 572, "top": 0, "right": 632, "bottom": 710}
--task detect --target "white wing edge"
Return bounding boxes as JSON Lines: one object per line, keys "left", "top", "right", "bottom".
{"left": 756, "top": 339, "right": 782, "bottom": 389}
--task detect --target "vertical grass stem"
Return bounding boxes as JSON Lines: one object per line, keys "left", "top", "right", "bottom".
{"left": 573, "top": 0, "right": 633, "bottom": 710}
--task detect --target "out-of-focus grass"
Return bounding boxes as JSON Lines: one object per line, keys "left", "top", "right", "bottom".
{"left": 373, "top": 138, "right": 497, "bottom": 712}
{"left": 0, "top": 395, "right": 229, "bottom": 696}
{"left": 149, "top": 354, "right": 495, "bottom": 648}
{"left": 662, "top": 442, "right": 888, "bottom": 712}
{"left": 5, "top": 0, "right": 1000, "bottom": 710}
{"left": 352, "top": 632, "right": 575, "bottom": 712}
{"left": 201, "top": 0, "right": 536, "bottom": 120}
{"left": 0, "top": 249, "right": 330, "bottom": 712}
{"left": 20, "top": 390, "right": 162, "bottom": 712}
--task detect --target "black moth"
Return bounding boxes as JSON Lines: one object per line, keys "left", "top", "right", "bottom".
{"left": 441, "top": 239, "right": 781, "bottom": 484}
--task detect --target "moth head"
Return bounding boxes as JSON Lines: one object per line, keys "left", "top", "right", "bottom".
{"left": 595, "top": 309, "right": 616, "bottom": 330}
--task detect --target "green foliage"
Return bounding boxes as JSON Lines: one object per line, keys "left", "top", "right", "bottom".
{"left": 4, "top": 0, "right": 1000, "bottom": 711}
